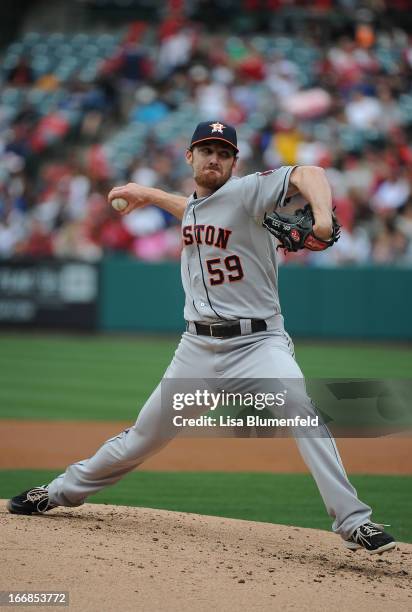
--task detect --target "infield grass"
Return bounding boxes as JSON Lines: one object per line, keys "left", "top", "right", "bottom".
{"left": 0, "top": 470, "right": 411, "bottom": 543}
{"left": 0, "top": 334, "right": 411, "bottom": 421}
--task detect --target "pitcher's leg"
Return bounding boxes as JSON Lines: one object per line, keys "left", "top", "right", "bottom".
{"left": 224, "top": 331, "right": 372, "bottom": 539}
{"left": 47, "top": 332, "right": 214, "bottom": 507}
{"left": 294, "top": 431, "right": 371, "bottom": 539}
{"left": 268, "top": 338, "right": 371, "bottom": 538}
{"left": 47, "top": 382, "right": 171, "bottom": 507}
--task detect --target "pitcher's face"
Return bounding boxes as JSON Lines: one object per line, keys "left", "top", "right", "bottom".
{"left": 186, "top": 142, "right": 237, "bottom": 192}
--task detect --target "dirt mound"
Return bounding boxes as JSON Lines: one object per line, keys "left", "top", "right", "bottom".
{"left": 1, "top": 501, "right": 411, "bottom": 611}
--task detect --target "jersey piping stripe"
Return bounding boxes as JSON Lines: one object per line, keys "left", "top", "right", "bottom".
{"left": 276, "top": 166, "right": 293, "bottom": 208}
{"left": 186, "top": 263, "right": 201, "bottom": 315}
{"left": 183, "top": 204, "right": 201, "bottom": 316}
{"left": 283, "top": 331, "right": 295, "bottom": 359}
{"left": 309, "top": 399, "right": 348, "bottom": 475}
{"left": 192, "top": 204, "right": 229, "bottom": 320}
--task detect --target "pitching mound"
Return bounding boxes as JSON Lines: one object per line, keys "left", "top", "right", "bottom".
{"left": 1, "top": 501, "right": 411, "bottom": 612}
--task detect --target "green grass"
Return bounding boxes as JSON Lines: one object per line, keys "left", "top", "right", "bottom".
{"left": 1, "top": 470, "right": 411, "bottom": 543}
{"left": 0, "top": 334, "right": 411, "bottom": 421}
{"left": 0, "top": 334, "right": 175, "bottom": 420}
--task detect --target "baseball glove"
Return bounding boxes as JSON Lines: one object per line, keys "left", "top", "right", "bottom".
{"left": 263, "top": 203, "right": 341, "bottom": 253}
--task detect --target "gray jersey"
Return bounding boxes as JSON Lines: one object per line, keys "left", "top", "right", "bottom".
{"left": 181, "top": 165, "right": 296, "bottom": 322}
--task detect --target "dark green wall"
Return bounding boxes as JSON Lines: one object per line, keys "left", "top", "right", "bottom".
{"left": 99, "top": 257, "right": 412, "bottom": 339}
{"left": 279, "top": 266, "right": 411, "bottom": 339}
{"left": 100, "top": 256, "right": 184, "bottom": 332}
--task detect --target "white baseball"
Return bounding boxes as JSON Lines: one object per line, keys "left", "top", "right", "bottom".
{"left": 111, "top": 197, "right": 129, "bottom": 212}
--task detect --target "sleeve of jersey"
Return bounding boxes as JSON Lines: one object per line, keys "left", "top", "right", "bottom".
{"left": 242, "top": 165, "right": 297, "bottom": 218}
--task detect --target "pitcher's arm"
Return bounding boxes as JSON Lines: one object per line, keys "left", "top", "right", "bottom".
{"left": 108, "top": 184, "right": 187, "bottom": 221}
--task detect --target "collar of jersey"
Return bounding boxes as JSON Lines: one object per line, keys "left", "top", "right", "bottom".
{"left": 189, "top": 176, "right": 238, "bottom": 205}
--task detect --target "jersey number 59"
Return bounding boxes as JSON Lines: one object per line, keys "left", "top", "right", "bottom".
{"left": 206, "top": 255, "right": 244, "bottom": 285}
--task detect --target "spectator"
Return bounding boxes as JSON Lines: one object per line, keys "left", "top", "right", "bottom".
{"left": 345, "top": 89, "right": 382, "bottom": 130}
{"left": 1, "top": 8, "right": 412, "bottom": 267}
{"left": 6, "top": 57, "right": 34, "bottom": 86}
{"left": 371, "top": 165, "right": 410, "bottom": 212}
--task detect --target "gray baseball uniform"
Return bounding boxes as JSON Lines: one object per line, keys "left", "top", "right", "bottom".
{"left": 47, "top": 166, "right": 372, "bottom": 540}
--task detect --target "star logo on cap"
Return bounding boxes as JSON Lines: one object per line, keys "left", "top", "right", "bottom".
{"left": 209, "top": 122, "right": 225, "bottom": 134}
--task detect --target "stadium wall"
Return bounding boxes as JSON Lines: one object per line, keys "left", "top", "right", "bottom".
{"left": 1, "top": 258, "right": 409, "bottom": 338}
{"left": 100, "top": 256, "right": 184, "bottom": 333}
{"left": 99, "top": 257, "right": 412, "bottom": 340}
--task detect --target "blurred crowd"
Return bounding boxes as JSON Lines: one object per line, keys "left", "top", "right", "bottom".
{"left": 1, "top": 2, "right": 412, "bottom": 265}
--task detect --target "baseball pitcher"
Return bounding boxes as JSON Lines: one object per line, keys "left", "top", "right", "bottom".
{"left": 8, "top": 121, "right": 396, "bottom": 555}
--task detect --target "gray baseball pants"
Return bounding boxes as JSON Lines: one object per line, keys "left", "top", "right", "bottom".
{"left": 47, "top": 315, "right": 371, "bottom": 539}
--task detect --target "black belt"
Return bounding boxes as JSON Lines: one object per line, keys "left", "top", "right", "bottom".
{"left": 187, "top": 319, "right": 267, "bottom": 338}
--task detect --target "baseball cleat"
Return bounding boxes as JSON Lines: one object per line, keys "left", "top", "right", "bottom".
{"left": 344, "top": 522, "right": 396, "bottom": 554}
{"left": 7, "top": 486, "right": 56, "bottom": 515}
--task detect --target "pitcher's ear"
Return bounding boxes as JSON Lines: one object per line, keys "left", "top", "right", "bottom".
{"left": 185, "top": 148, "right": 193, "bottom": 165}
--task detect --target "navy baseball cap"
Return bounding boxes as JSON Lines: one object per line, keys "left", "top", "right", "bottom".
{"left": 189, "top": 121, "right": 239, "bottom": 153}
